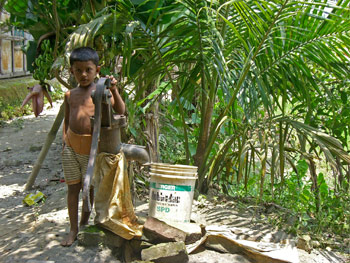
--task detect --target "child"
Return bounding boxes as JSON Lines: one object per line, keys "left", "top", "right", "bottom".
{"left": 61, "top": 47, "right": 125, "bottom": 246}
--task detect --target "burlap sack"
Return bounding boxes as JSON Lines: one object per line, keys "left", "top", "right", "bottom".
{"left": 93, "top": 152, "right": 142, "bottom": 240}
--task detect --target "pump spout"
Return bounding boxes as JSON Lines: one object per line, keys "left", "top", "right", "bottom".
{"left": 116, "top": 143, "right": 150, "bottom": 164}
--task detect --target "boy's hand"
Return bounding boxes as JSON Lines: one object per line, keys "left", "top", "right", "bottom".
{"left": 105, "top": 74, "right": 125, "bottom": 114}
{"left": 106, "top": 75, "right": 118, "bottom": 91}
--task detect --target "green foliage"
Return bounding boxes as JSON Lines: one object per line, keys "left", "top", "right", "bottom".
{"left": 84, "top": 225, "right": 104, "bottom": 234}
{"left": 0, "top": 97, "right": 31, "bottom": 122}
{"left": 158, "top": 121, "right": 187, "bottom": 164}
{"left": 5, "top": 0, "right": 87, "bottom": 39}
{"left": 216, "top": 157, "right": 350, "bottom": 239}
{"left": 275, "top": 160, "right": 349, "bottom": 237}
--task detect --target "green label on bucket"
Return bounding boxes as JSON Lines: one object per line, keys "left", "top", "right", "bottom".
{"left": 150, "top": 182, "right": 192, "bottom": 192}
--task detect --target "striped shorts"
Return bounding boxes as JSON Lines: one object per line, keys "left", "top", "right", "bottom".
{"left": 62, "top": 146, "right": 89, "bottom": 185}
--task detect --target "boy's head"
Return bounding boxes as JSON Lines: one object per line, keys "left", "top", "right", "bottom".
{"left": 69, "top": 47, "right": 99, "bottom": 67}
{"left": 70, "top": 47, "right": 100, "bottom": 88}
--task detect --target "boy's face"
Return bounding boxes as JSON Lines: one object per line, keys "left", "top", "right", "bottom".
{"left": 70, "top": 60, "right": 100, "bottom": 88}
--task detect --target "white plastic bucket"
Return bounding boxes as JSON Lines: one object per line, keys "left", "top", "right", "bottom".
{"left": 150, "top": 167, "right": 197, "bottom": 177}
{"left": 148, "top": 172, "right": 197, "bottom": 223}
{"left": 150, "top": 162, "right": 198, "bottom": 172}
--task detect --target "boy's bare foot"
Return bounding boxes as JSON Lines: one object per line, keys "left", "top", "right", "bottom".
{"left": 61, "top": 230, "right": 78, "bottom": 247}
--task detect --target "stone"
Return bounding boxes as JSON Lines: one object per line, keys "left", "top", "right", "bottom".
{"left": 128, "top": 239, "right": 143, "bottom": 254}
{"left": 142, "top": 217, "right": 186, "bottom": 244}
{"left": 123, "top": 240, "right": 137, "bottom": 262}
{"left": 141, "top": 241, "right": 189, "bottom": 263}
{"left": 122, "top": 239, "right": 147, "bottom": 262}
{"left": 140, "top": 241, "right": 154, "bottom": 250}
{"left": 137, "top": 215, "right": 147, "bottom": 225}
{"left": 165, "top": 221, "right": 203, "bottom": 244}
{"left": 311, "top": 240, "right": 321, "bottom": 248}
{"left": 272, "top": 230, "right": 290, "bottom": 242}
{"left": 205, "top": 235, "right": 243, "bottom": 254}
{"left": 297, "top": 235, "right": 312, "bottom": 253}
{"left": 3, "top": 147, "right": 12, "bottom": 152}
{"left": 77, "top": 225, "right": 125, "bottom": 248}
{"left": 29, "top": 145, "right": 42, "bottom": 152}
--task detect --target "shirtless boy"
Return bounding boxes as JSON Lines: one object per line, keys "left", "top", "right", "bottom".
{"left": 61, "top": 47, "right": 125, "bottom": 246}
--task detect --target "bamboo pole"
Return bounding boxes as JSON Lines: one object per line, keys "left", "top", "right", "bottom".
{"left": 24, "top": 102, "right": 64, "bottom": 190}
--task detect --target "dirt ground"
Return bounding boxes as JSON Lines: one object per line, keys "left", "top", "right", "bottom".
{"left": 0, "top": 101, "right": 349, "bottom": 263}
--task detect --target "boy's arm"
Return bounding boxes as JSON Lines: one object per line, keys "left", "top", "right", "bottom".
{"left": 63, "top": 91, "right": 70, "bottom": 143}
{"left": 108, "top": 76, "right": 125, "bottom": 115}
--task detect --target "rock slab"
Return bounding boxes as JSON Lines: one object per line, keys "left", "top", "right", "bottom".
{"left": 143, "top": 217, "right": 187, "bottom": 243}
{"left": 141, "top": 241, "right": 189, "bottom": 263}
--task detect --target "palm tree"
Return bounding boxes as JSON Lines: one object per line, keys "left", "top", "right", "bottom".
{"left": 115, "top": 0, "right": 350, "bottom": 194}
{"left": 33, "top": 0, "right": 350, "bottom": 196}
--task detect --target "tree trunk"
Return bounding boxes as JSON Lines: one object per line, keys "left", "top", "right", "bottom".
{"left": 279, "top": 121, "right": 285, "bottom": 187}
{"left": 346, "top": 165, "right": 350, "bottom": 191}
{"left": 195, "top": 97, "right": 214, "bottom": 192}
{"left": 270, "top": 146, "right": 277, "bottom": 199}
{"left": 308, "top": 158, "right": 320, "bottom": 213}
{"left": 25, "top": 102, "right": 64, "bottom": 190}
{"left": 244, "top": 152, "right": 250, "bottom": 193}
{"left": 336, "top": 157, "right": 343, "bottom": 191}
{"left": 145, "top": 112, "right": 159, "bottom": 163}
{"left": 259, "top": 133, "right": 267, "bottom": 201}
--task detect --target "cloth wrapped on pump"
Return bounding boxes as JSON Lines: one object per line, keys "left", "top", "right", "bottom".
{"left": 93, "top": 152, "right": 142, "bottom": 240}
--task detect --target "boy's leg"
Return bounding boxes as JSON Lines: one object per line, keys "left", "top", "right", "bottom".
{"left": 61, "top": 183, "right": 81, "bottom": 247}
{"left": 80, "top": 186, "right": 94, "bottom": 226}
